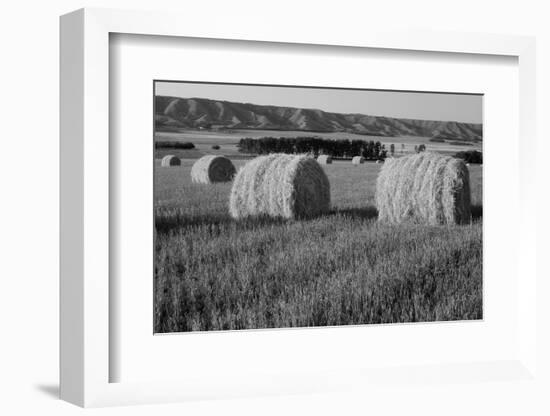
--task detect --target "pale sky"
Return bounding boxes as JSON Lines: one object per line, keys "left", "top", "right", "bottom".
{"left": 155, "top": 81, "right": 483, "bottom": 124}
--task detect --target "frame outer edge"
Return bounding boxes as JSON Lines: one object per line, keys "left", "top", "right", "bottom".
{"left": 517, "top": 39, "right": 537, "bottom": 376}
{"left": 60, "top": 8, "right": 85, "bottom": 407}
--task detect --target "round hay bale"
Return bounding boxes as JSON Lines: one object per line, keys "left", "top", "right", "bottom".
{"left": 161, "top": 155, "right": 181, "bottom": 167}
{"left": 352, "top": 156, "right": 365, "bottom": 165}
{"left": 229, "top": 153, "right": 331, "bottom": 220}
{"left": 375, "top": 152, "right": 471, "bottom": 225}
{"left": 317, "top": 155, "right": 332, "bottom": 164}
{"left": 191, "top": 155, "right": 236, "bottom": 184}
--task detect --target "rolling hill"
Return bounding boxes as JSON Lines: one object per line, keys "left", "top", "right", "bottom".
{"left": 155, "top": 96, "right": 483, "bottom": 142}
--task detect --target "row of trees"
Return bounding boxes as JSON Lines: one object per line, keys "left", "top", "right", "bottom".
{"left": 155, "top": 137, "right": 438, "bottom": 158}
{"left": 155, "top": 141, "right": 195, "bottom": 149}
{"left": 454, "top": 150, "right": 483, "bottom": 164}
{"left": 237, "top": 137, "right": 389, "bottom": 160}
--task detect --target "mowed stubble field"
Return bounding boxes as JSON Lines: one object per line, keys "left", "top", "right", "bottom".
{"left": 154, "top": 158, "right": 483, "bottom": 333}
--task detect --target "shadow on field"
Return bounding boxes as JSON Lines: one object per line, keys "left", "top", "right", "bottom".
{"left": 156, "top": 203, "right": 483, "bottom": 234}
{"left": 330, "top": 204, "right": 483, "bottom": 224}
{"left": 330, "top": 206, "right": 379, "bottom": 220}
{"left": 155, "top": 212, "right": 228, "bottom": 233}
{"left": 155, "top": 210, "right": 290, "bottom": 234}
{"left": 471, "top": 205, "right": 483, "bottom": 221}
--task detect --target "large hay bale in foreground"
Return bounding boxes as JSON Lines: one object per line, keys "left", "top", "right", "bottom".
{"left": 375, "top": 152, "right": 471, "bottom": 225}
{"left": 161, "top": 155, "right": 181, "bottom": 167}
{"left": 191, "top": 155, "right": 236, "bottom": 184}
{"left": 352, "top": 156, "right": 365, "bottom": 165}
{"left": 229, "top": 154, "right": 331, "bottom": 220}
{"left": 317, "top": 155, "right": 332, "bottom": 164}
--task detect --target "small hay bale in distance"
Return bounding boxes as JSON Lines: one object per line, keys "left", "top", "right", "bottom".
{"left": 352, "top": 156, "right": 365, "bottom": 165}
{"left": 317, "top": 154, "right": 332, "bottom": 164}
{"left": 375, "top": 152, "right": 471, "bottom": 225}
{"left": 160, "top": 155, "right": 181, "bottom": 167}
{"left": 229, "top": 153, "right": 331, "bottom": 220}
{"left": 191, "top": 155, "right": 236, "bottom": 184}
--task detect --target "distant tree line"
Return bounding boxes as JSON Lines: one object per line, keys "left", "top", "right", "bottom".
{"left": 237, "top": 137, "right": 387, "bottom": 160}
{"left": 155, "top": 141, "right": 195, "bottom": 149}
{"left": 454, "top": 150, "right": 483, "bottom": 164}
{"left": 449, "top": 141, "right": 473, "bottom": 146}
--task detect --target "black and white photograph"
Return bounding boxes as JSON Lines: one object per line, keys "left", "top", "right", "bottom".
{"left": 154, "top": 81, "right": 483, "bottom": 333}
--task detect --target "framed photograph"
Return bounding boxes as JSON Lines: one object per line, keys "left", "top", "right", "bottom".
{"left": 152, "top": 80, "right": 483, "bottom": 334}
{"left": 60, "top": 8, "right": 539, "bottom": 408}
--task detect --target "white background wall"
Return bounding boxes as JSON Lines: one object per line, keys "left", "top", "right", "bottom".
{"left": 0, "top": 0, "right": 548, "bottom": 414}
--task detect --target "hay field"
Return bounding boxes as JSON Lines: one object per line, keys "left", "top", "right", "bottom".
{"left": 155, "top": 160, "right": 482, "bottom": 332}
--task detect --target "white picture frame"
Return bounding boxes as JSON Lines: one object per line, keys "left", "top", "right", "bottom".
{"left": 60, "top": 7, "right": 538, "bottom": 408}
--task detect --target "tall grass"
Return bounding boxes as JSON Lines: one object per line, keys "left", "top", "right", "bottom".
{"left": 155, "top": 160, "right": 483, "bottom": 332}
